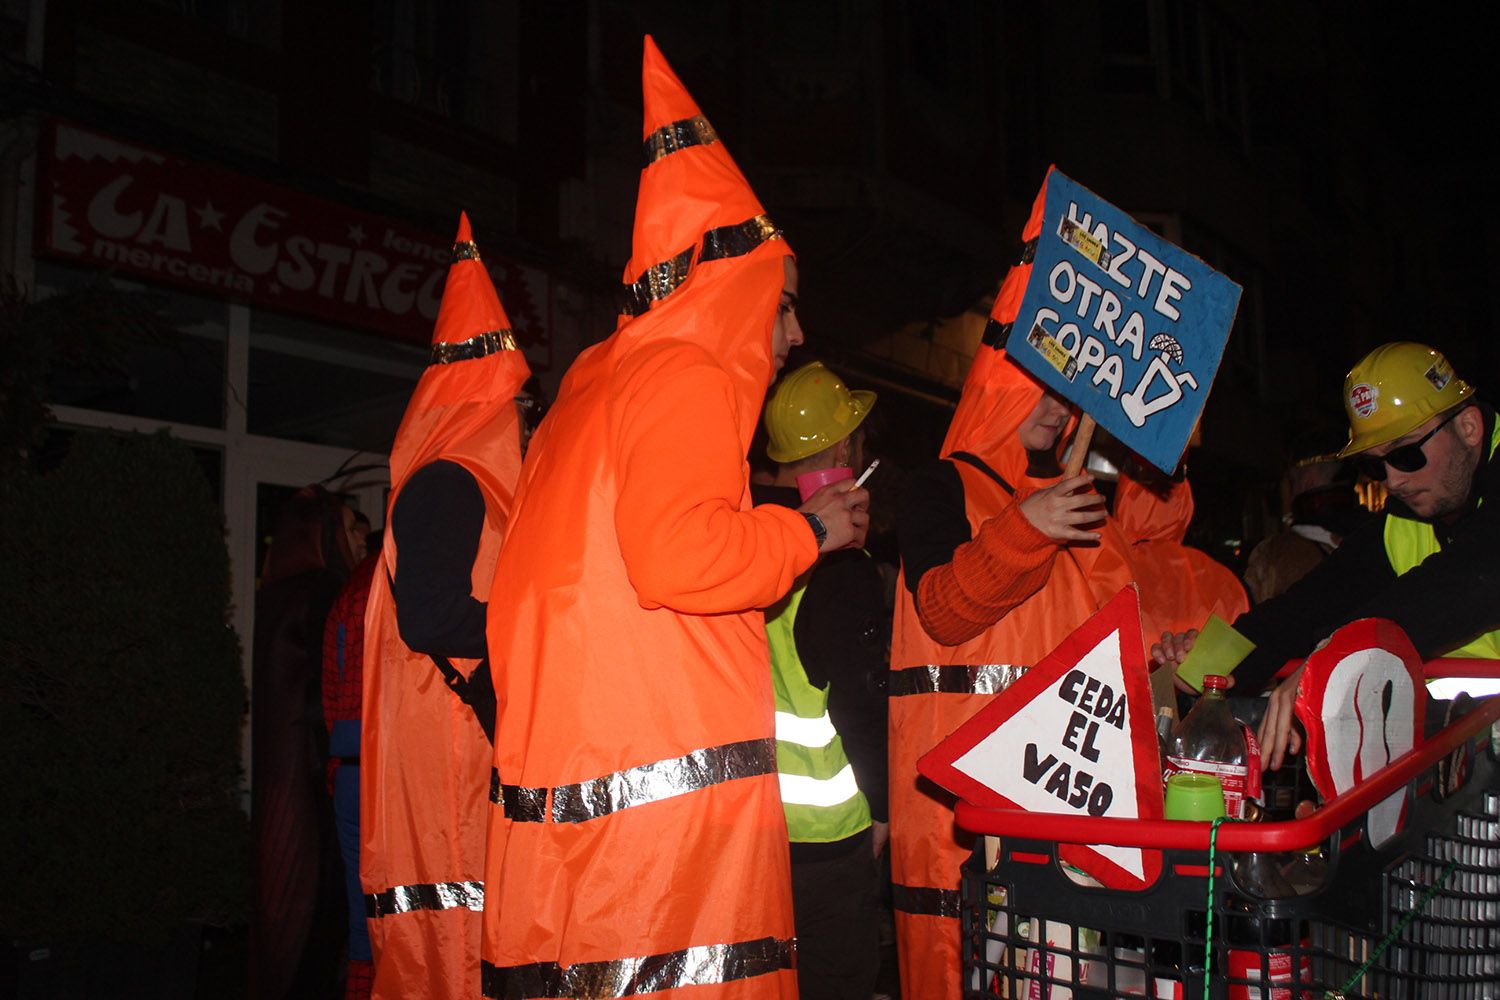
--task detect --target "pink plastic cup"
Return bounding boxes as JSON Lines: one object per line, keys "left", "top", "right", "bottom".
{"left": 796, "top": 466, "right": 853, "bottom": 502}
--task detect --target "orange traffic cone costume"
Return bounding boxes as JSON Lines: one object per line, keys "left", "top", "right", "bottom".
{"left": 887, "top": 178, "right": 1139, "bottom": 1000}
{"left": 479, "top": 37, "right": 810, "bottom": 999}
{"left": 361, "top": 213, "right": 531, "bottom": 1000}
{"left": 1113, "top": 475, "right": 1248, "bottom": 636}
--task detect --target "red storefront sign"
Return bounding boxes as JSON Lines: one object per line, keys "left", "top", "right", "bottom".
{"left": 36, "top": 119, "right": 550, "bottom": 366}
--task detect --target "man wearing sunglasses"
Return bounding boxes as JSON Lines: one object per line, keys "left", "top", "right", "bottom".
{"left": 1154, "top": 342, "right": 1500, "bottom": 770}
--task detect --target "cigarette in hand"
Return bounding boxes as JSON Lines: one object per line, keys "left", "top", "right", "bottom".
{"left": 854, "top": 459, "right": 880, "bottom": 488}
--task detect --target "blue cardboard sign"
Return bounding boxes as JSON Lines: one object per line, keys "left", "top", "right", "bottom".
{"left": 1008, "top": 169, "right": 1241, "bottom": 474}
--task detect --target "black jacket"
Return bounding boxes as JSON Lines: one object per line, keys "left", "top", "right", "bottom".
{"left": 1234, "top": 406, "right": 1500, "bottom": 692}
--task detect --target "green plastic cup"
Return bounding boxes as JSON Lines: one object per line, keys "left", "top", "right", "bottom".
{"left": 1163, "top": 772, "right": 1227, "bottom": 821}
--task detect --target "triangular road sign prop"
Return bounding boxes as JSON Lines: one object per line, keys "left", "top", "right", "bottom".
{"left": 918, "top": 585, "right": 1164, "bottom": 889}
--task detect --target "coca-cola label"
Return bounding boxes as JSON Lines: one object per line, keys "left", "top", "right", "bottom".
{"left": 1154, "top": 978, "right": 1185, "bottom": 999}
{"left": 1027, "top": 948, "right": 1055, "bottom": 1000}
{"left": 1226, "top": 944, "right": 1312, "bottom": 999}
{"left": 1163, "top": 755, "right": 1249, "bottom": 818}
{"left": 1239, "top": 722, "right": 1264, "bottom": 801}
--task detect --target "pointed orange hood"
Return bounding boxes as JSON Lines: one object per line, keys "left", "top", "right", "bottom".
{"left": 387, "top": 212, "right": 532, "bottom": 505}
{"left": 598, "top": 36, "right": 792, "bottom": 448}
{"left": 942, "top": 169, "right": 1074, "bottom": 489}
{"left": 1115, "top": 475, "right": 1195, "bottom": 545}
{"left": 622, "top": 35, "right": 781, "bottom": 295}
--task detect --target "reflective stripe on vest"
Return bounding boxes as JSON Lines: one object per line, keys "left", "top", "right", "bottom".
{"left": 888, "top": 663, "right": 1028, "bottom": 697}
{"left": 774, "top": 709, "right": 838, "bottom": 748}
{"left": 491, "top": 737, "right": 776, "bottom": 823}
{"left": 481, "top": 935, "right": 795, "bottom": 999}
{"left": 1382, "top": 418, "right": 1500, "bottom": 662}
{"left": 767, "top": 577, "right": 872, "bottom": 843}
{"left": 891, "top": 882, "right": 963, "bottom": 919}
{"left": 366, "top": 880, "right": 484, "bottom": 918}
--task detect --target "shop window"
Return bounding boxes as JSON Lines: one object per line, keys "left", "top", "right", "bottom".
{"left": 141, "top": 0, "right": 282, "bottom": 48}
{"left": 1100, "top": 0, "right": 1159, "bottom": 96}
{"left": 247, "top": 311, "right": 424, "bottom": 453}
{"left": 1099, "top": 0, "right": 1249, "bottom": 149}
{"left": 370, "top": 0, "right": 518, "bottom": 141}
{"left": 36, "top": 262, "right": 229, "bottom": 429}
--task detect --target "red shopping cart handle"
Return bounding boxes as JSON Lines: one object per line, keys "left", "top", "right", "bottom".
{"left": 1273, "top": 656, "right": 1500, "bottom": 679}
{"left": 955, "top": 692, "right": 1500, "bottom": 852}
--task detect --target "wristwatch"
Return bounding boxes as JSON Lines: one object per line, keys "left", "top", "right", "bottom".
{"left": 802, "top": 511, "right": 828, "bottom": 549}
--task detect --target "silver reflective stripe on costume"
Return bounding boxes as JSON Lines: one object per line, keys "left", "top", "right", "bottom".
{"left": 775, "top": 709, "right": 837, "bottom": 749}
{"left": 778, "top": 763, "right": 861, "bottom": 808}
{"left": 891, "top": 883, "right": 963, "bottom": 918}
{"left": 494, "top": 737, "right": 777, "bottom": 824}
{"left": 698, "top": 214, "right": 782, "bottom": 262}
{"left": 482, "top": 935, "right": 794, "bottom": 999}
{"left": 619, "top": 215, "right": 782, "bottom": 315}
{"left": 620, "top": 248, "right": 694, "bottom": 315}
{"left": 430, "top": 329, "right": 520, "bottom": 365}
{"left": 365, "top": 880, "right": 484, "bottom": 918}
{"left": 887, "top": 663, "right": 1027, "bottom": 697}
{"left": 643, "top": 114, "right": 719, "bottom": 164}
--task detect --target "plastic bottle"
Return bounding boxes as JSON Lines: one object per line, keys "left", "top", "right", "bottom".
{"left": 1163, "top": 674, "right": 1252, "bottom": 818}
{"left": 1155, "top": 706, "right": 1176, "bottom": 771}
{"left": 1224, "top": 897, "right": 1311, "bottom": 999}
{"left": 1232, "top": 847, "right": 1296, "bottom": 900}
{"left": 1280, "top": 845, "right": 1329, "bottom": 896}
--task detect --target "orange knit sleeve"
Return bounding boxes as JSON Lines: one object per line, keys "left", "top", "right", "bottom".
{"left": 915, "top": 491, "right": 1059, "bottom": 645}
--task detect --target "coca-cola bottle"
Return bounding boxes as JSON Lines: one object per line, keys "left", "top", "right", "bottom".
{"left": 1224, "top": 896, "right": 1311, "bottom": 999}
{"left": 1163, "top": 675, "right": 1251, "bottom": 818}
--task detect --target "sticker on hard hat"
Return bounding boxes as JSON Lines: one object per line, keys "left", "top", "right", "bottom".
{"left": 1349, "top": 382, "right": 1379, "bottom": 418}
{"left": 1424, "top": 364, "right": 1451, "bottom": 391}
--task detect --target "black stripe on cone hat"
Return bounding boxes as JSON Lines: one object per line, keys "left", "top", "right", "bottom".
{"left": 388, "top": 212, "right": 531, "bottom": 495}
{"left": 941, "top": 166, "right": 1075, "bottom": 489}
{"left": 430, "top": 212, "right": 518, "bottom": 361}
{"left": 619, "top": 35, "right": 789, "bottom": 317}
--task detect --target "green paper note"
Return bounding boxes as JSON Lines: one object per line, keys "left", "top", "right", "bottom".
{"left": 1176, "top": 614, "right": 1256, "bottom": 693}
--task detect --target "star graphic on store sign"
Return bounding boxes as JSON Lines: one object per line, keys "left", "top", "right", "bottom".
{"left": 195, "top": 201, "right": 225, "bottom": 230}
{"left": 348, "top": 223, "right": 367, "bottom": 245}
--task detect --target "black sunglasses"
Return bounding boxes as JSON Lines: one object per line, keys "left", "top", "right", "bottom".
{"left": 1354, "top": 409, "right": 1460, "bottom": 481}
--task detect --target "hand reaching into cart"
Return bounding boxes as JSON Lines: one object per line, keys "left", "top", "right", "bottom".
{"left": 1257, "top": 636, "right": 1326, "bottom": 771}
{"left": 1257, "top": 664, "right": 1305, "bottom": 770}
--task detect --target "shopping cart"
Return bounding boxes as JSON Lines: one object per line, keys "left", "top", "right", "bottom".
{"left": 954, "top": 663, "right": 1500, "bottom": 999}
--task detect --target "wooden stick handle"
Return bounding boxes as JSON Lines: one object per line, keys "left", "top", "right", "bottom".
{"left": 1063, "top": 414, "right": 1096, "bottom": 478}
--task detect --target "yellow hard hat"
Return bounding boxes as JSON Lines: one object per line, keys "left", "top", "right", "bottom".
{"left": 1338, "top": 342, "right": 1473, "bottom": 456}
{"left": 764, "top": 361, "right": 876, "bottom": 463}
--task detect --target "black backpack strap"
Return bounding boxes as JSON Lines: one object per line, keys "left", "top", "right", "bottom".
{"left": 428, "top": 654, "right": 496, "bottom": 744}
{"left": 948, "top": 451, "right": 1017, "bottom": 497}
{"left": 386, "top": 568, "right": 496, "bottom": 743}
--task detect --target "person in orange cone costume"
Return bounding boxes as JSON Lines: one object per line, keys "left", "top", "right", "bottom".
{"left": 360, "top": 213, "right": 531, "bottom": 1000}
{"left": 887, "top": 177, "right": 1140, "bottom": 1000}
{"left": 1113, "top": 474, "right": 1248, "bottom": 637}
{"left": 479, "top": 37, "right": 867, "bottom": 1000}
